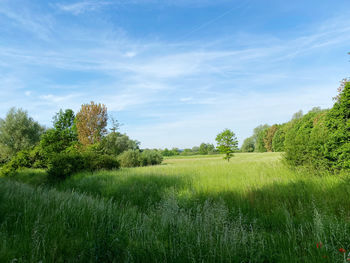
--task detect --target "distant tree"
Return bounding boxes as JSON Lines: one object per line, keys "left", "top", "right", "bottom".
{"left": 99, "top": 132, "right": 139, "bottom": 156}
{"left": 252, "top": 124, "right": 270, "bottom": 151}
{"left": 161, "top": 148, "right": 179, "bottom": 156}
{"left": 199, "top": 143, "right": 209, "bottom": 155}
{"left": 207, "top": 143, "right": 217, "bottom": 154}
{"left": 255, "top": 127, "right": 269, "bottom": 152}
{"left": 0, "top": 108, "right": 44, "bottom": 160}
{"left": 192, "top": 146, "right": 199, "bottom": 153}
{"left": 241, "top": 137, "right": 255, "bottom": 152}
{"left": 292, "top": 110, "right": 303, "bottom": 120}
{"left": 76, "top": 102, "right": 108, "bottom": 145}
{"left": 264, "top": 125, "right": 279, "bottom": 152}
{"left": 215, "top": 129, "right": 238, "bottom": 161}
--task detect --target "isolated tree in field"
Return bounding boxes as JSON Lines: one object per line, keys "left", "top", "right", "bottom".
{"left": 76, "top": 102, "right": 108, "bottom": 145}
{"left": 0, "top": 108, "right": 44, "bottom": 160}
{"left": 215, "top": 129, "right": 238, "bottom": 161}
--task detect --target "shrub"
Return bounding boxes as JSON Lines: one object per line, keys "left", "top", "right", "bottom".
{"left": 139, "top": 150, "right": 163, "bottom": 166}
{"left": 118, "top": 150, "right": 141, "bottom": 167}
{"left": 47, "top": 152, "right": 86, "bottom": 179}
{"left": 284, "top": 109, "right": 329, "bottom": 170}
{"left": 86, "top": 153, "right": 120, "bottom": 170}
{"left": 0, "top": 150, "right": 32, "bottom": 176}
{"left": 47, "top": 152, "right": 120, "bottom": 179}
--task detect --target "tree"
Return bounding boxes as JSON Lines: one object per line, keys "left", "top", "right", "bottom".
{"left": 215, "top": 129, "right": 238, "bottom": 161}
{"left": 76, "top": 102, "right": 108, "bottom": 145}
{"left": 324, "top": 81, "right": 350, "bottom": 170}
{"left": 264, "top": 125, "right": 279, "bottom": 152}
{"left": 39, "top": 109, "right": 78, "bottom": 157}
{"left": 0, "top": 108, "right": 44, "bottom": 160}
{"left": 241, "top": 137, "right": 255, "bottom": 152}
{"left": 255, "top": 128, "right": 268, "bottom": 152}
{"left": 99, "top": 132, "right": 139, "bottom": 156}
{"left": 272, "top": 126, "right": 286, "bottom": 152}
{"left": 199, "top": 143, "right": 209, "bottom": 155}
{"left": 252, "top": 124, "right": 269, "bottom": 152}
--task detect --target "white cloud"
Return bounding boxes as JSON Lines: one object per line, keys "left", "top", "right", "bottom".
{"left": 56, "top": 1, "right": 110, "bottom": 15}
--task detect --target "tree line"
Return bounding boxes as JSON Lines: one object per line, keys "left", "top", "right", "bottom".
{"left": 241, "top": 80, "right": 350, "bottom": 173}
{"left": 0, "top": 101, "right": 163, "bottom": 178}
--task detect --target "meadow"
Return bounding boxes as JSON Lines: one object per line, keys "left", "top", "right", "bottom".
{"left": 1, "top": 152, "right": 350, "bottom": 262}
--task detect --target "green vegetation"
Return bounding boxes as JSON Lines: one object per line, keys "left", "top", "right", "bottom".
{"left": 215, "top": 128, "right": 238, "bottom": 161}
{"left": 1, "top": 153, "right": 350, "bottom": 262}
{"left": 241, "top": 81, "right": 350, "bottom": 173}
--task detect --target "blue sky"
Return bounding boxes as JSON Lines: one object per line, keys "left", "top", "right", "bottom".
{"left": 0, "top": 0, "right": 349, "bottom": 148}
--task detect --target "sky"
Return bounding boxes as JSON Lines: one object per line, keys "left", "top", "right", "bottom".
{"left": 0, "top": 0, "right": 349, "bottom": 148}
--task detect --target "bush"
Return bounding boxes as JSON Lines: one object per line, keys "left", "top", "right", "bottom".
{"left": 0, "top": 150, "right": 32, "bottom": 176}
{"left": 284, "top": 109, "right": 329, "bottom": 170}
{"left": 118, "top": 150, "right": 141, "bottom": 167}
{"left": 47, "top": 152, "right": 120, "bottom": 179}
{"left": 139, "top": 150, "right": 163, "bottom": 166}
{"left": 87, "top": 153, "right": 120, "bottom": 170}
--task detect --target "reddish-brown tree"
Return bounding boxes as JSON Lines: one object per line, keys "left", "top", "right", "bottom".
{"left": 76, "top": 102, "right": 108, "bottom": 145}
{"left": 263, "top": 125, "right": 279, "bottom": 152}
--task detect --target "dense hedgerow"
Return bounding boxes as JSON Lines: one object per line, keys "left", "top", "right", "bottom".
{"left": 241, "top": 82, "right": 350, "bottom": 173}
{"left": 118, "top": 149, "right": 163, "bottom": 168}
{"left": 47, "top": 152, "right": 120, "bottom": 179}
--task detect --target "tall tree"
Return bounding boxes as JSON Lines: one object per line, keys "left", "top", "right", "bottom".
{"left": 215, "top": 129, "right": 238, "bottom": 161}
{"left": 0, "top": 108, "right": 44, "bottom": 159}
{"left": 39, "top": 109, "right": 78, "bottom": 157}
{"left": 76, "top": 102, "right": 108, "bottom": 145}
{"left": 264, "top": 125, "right": 279, "bottom": 152}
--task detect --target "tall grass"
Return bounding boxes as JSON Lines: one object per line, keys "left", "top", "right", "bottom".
{"left": 1, "top": 153, "right": 350, "bottom": 262}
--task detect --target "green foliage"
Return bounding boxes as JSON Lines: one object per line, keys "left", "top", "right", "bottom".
{"left": 199, "top": 143, "right": 216, "bottom": 155}
{"left": 263, "top": 125, "right": 279, "bottom": 152}
{"left": 39, "top": 109, "right": 78, "bottom": 160}
{"left": 272, "top": 125, "right": 286, "bottom": 152}
{"left": 252, "top": 124, "right": 269, "bottom": 152}
{"left": 0, "top": 108, "right": 44, "bottom": 158}
{"left": 0, "top": 150, "right": 32, "bottom": 176}
{"left": 284, "top": 108, "right": 330, "bottom": 170}
{"left": 99, "top": 132, "right": 139, "bottom": 156}
{"left": 215, "top": 129, "right": 238, "bottom": 161}
{"left": 255, "top": 128, "right": 268, "bottom": 152}
{"left": 324, "top": 81, "right": 350, "bottom": 170}
{"left": 0, "top": 146, "right": 48, "bottom": 176}
{"left": 139, "top": 150, "right": 163, "bottom": 166}
{"left": 241, "top": 137, "right": 255, "bottom": 152}
{"left": 118, "top": 149, "right": 141, "bottom": 167}
{"left": 161, "top": 148, "right": 180, "bottom": 156}
{"left": 47, "top": 152, "right": 120, "bottom": 179}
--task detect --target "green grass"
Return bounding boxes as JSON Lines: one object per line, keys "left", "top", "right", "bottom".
{"left": 1, "top": 153, "right": 350, "bottom": 262}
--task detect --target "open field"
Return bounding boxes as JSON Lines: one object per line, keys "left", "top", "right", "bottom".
{"left": 1, "top": 152, "right": 350, "bottom": 262}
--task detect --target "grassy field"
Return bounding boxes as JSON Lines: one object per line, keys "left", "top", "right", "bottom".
{"left": 1, "top": 152, "right": 350, "bottom": 262}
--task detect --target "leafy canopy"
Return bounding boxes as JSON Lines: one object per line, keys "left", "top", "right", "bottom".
{"left": 0, "top": 108, "right": 44, "bottom": 159}
{"left": 215, "top": 129, "right": 238, "bottom": 161}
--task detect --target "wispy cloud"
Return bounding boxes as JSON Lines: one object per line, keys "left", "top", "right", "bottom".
{"left": 56, "top": 1, "right": 111, "bottom": 15}
{"left": 0, "top": 1, "right": 349, "bottom": 147}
